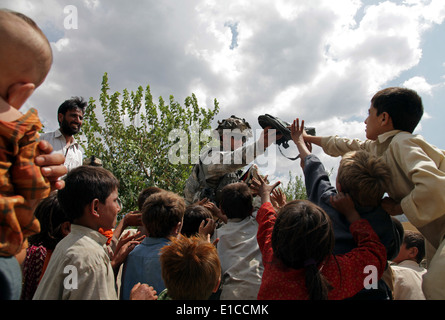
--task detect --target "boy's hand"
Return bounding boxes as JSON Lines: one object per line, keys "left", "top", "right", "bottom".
{"left": 202, "top": 200, "right": 227, "bottom": 224}
{"left": 130, "top": 283, "right": 158, "bottom": 300}
{"left": 290, "top": 118, "right": 312, "bottom": 167}
{"left": 330, "top": 192, "right": 360, "bottom": 223}
{"left": 35, "top": 140, "right": 67, "bottom": 190}
{"left": 199, "top": 218, "right": 216, "bottom": 238}
{"left": 199, "top": 218, "right": 219, "bottom": 246}
{"left": 250, "top": 175, "right": 280, "bottom": 204}
{"left": 111, "top": 231, "right": 144, "bottom": 273}
{"left": 381, "top": 197, "right": 403, "bottom": 216}
{"left": 122, "top": 211, "right": 143, "bottom": 227}
{"left": 271, "top": 188, "right": 287, "bottom": 209}
{"left": 290, "top": 118, "right": 305, "bottom": 146}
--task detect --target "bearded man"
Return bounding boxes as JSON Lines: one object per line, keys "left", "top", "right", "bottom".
{"left": 40, "top": 97, "right": 86, "bottom": 172}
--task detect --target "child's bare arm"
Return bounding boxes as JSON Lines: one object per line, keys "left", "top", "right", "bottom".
{"left": 303, "top": 133, "right": 323, "bottom": 146}
{"left": 290, "top": 118, "right": 312, "bottom": 168}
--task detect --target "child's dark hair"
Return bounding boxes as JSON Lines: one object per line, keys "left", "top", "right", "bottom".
{"left": 142, "top": 191, "right": 186, "bottom": 238}
{"left": 137, "top": 186, "right": 164, "bottom": 210}
{"left": 219, "top": 182, "right": 253, "bottom": 219}
{"left": 371, "top": 87, "right": 423, "bottom": 133}
{"left": 182, "top": 205, "right": 213, "bottom": 237}
{"left": 272, "top": 200, "right": 334, "bottom": 300}
{"left": 28, "top": 191, "right": 71, "bottom": 250}
{"left": 57, "top": 166, "right": 120, "bottom": 221}
{"left": 403, "top": 230, "right": 425, "bottom": 264}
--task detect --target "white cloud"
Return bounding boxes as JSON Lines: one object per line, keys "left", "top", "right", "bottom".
{"left": 3, "top": 0, "right": 445, "bottom": 178}
{"left": 83, "top": 0, "right": 100, "bottom": 10}
{"left": 53, "top": 38, "right": 70, "bottom": 52}
{"left": 402, "top": 76, "right": 436, "bottom": 96}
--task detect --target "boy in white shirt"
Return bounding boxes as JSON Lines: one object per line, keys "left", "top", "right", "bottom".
{"left": 34, "top": 166, "right": 156, "bottom": 300}
{"left": 391, "top": 230, "right": 427, "bottom": 300}
{"left": 214, "top": 182, "right": 263, "bottom": 300}
{"left": 304, "top": 87, "right": 445, "bottom": 299}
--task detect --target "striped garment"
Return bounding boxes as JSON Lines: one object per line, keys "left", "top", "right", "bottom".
{"left": 0, "top": 108, "right": 50, "bottom": 256}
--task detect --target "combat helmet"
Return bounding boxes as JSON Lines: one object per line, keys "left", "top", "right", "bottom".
{"left": 216, "top": 115, "right": 252, "bottom": 139}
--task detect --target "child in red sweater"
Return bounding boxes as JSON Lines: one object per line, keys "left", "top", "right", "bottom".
{"left": 251, "top": 176, "right": 387, "bottom": 300}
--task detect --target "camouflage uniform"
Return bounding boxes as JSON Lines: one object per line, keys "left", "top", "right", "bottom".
{"left": 184, "top": 116, "right": 265, "bottom": 205}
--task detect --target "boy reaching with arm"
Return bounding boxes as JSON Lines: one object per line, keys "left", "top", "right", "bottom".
{"left": 291, "top": 118, "right": 401, "bottom": 299}
{"left": 300, "top": 87, "right": 445, "bottom": 299}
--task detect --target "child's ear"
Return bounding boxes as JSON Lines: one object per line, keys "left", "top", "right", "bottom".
{"left": 336, "top": 181, "right": 342, "bottom": 192}
{"left": 6, "top": 83, "right": 35, "bottom": 109}
{"left": 407, "top": 246, "right": 419, "bottom": 260}
{"left": 89, "top": 199, "right": 100, "bottom": 218}
{"left": 171, "top": 221, "right": 183, "bottom": 237}
{"left": 175, "top": 221, "right": 182, "bottom": 235}
{"left": 60, "top": 221, "right": 71, "bottom": 236}
{"left": 380, "top": 111, "right": 392, "bottom": 127}
{"left": 213, "top": 277, "right": 221, "bottom": 293}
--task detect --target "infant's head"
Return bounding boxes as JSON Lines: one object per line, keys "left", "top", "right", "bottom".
{"left": 0, "top": 9, "right": 52, "bottom": 108}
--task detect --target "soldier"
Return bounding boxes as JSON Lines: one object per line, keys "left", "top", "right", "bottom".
{"left": 184, "top": 115, "right": 280, "bottom": 206}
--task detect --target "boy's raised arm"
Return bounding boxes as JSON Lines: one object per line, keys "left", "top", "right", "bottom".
{"left": 290, "top": 118, "right": 313, "bottom": 169}
{"left": 303, "top": 133, "right": 323, "bottom": 147}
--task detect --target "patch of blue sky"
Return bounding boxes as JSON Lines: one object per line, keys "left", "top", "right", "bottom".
{"left": 41, "top": 19, "right": 65, "bottom": 43}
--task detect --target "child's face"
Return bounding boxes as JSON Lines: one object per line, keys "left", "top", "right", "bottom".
{"left": 364, "top": 105, "right": 384, "bottom": 140}
{"left": 98, "top": 188, "right": 121, "bottom": 229}
{"left": 392, "top": 243, "right": 416, "bottom": 265}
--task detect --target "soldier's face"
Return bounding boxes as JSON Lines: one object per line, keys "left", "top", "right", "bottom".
{"left": 221, "top": 134, "right": 243, "bottom": 151}
{"left": 231, "top": 136, "right": 243, "bottom": 150}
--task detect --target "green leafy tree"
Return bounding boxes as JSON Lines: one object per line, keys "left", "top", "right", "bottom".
{"left": 282, "top": 171, "right": 307, "bottom": 201}
{"left": 282, "top": 166, "right": 334, "bottom": 201}
{"left": 79, "top": 73, "right": 219, "bottom": 217}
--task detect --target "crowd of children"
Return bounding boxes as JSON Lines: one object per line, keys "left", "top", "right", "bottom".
{"left": 1, "top": 8, "right": 443, "bottom": 301}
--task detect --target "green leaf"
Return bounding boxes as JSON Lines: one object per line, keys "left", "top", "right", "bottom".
{"left": 79, "top": 72, "right": 220, "bottom": 217}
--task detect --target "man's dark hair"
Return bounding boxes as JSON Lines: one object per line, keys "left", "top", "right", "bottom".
{"left": 57, "top": 96, "right": 87, "bottom": 118}
{"left": 371, "top": 87, "right": 423, "bottom": 133}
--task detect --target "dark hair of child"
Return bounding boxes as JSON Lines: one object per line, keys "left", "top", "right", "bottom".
{"left": 219, "top": 182, "right": 253, "bottom": 219}
{"left": 371, "top": 87, "right": 423, "bottom": 133}
{"left": 182, "top": 205, "right": 213, "bottom": 237}
{"left": 272, "top": 200, "right": 335, "bottom": 300}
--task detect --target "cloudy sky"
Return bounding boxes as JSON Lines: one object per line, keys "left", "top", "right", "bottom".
{"left": 4, "top": 0, "right": 445, "bottom": 185}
